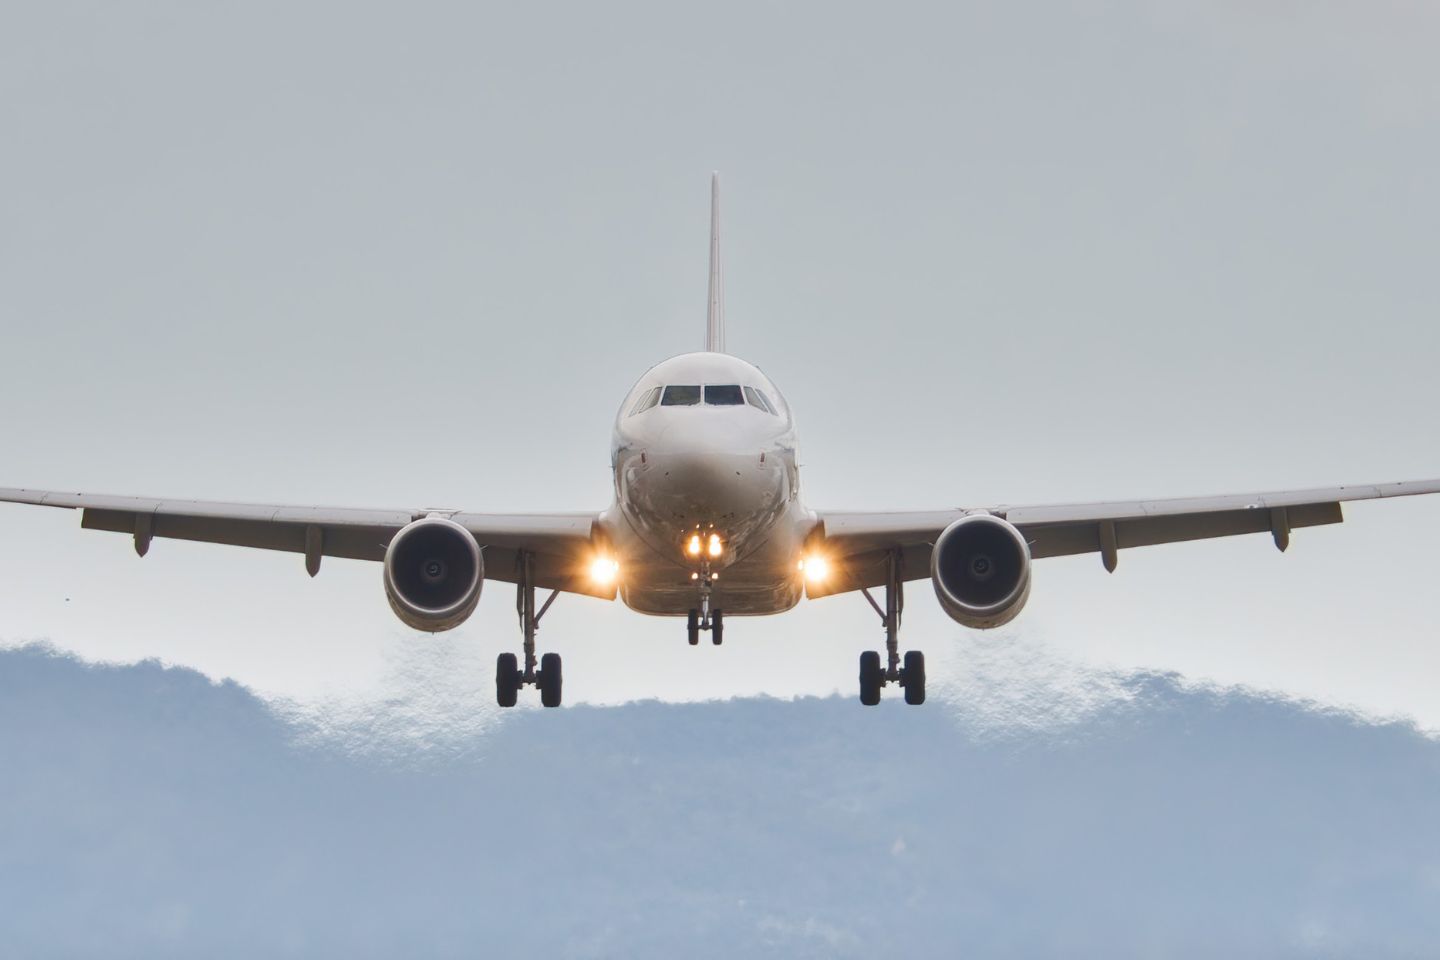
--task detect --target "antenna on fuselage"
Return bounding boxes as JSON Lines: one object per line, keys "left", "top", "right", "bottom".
{"left": 706, "top": 172, "right": 725, "bottom": 354}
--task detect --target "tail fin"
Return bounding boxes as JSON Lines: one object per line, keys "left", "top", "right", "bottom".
{"left": 706, "top": 172, "right": 725, "bottom": 353}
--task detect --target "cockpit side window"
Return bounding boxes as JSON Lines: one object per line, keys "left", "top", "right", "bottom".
{"left": 744, "top": 386, "right": 779, "bottom": 415}
{"left": 629, "top": 386, "right": 661, "bottom": 416}
{"left": 661, "top": 385, "right": 702, "bottom": 406}
{"left": 703, "top": 384, "right": 745, "bottom": 406}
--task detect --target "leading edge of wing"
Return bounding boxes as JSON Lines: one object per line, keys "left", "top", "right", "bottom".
{"left": 995, "top": 477, "right": 1440, "bottom": 526}
{"left": 0, "top": 487, "right": 598, "bottom": 539}
{"left": 0, "top": 486, "right": 415, "bottom": 527}
{"left": 818, "top": 477, "right": 1440, "bottom": 550}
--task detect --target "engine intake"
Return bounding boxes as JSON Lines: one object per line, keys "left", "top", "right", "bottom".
{"left": 931, "top": 514, "right": 1031, "bottom": 629}
{"left": 383, "top": 517, "right": 483, "bottom": 632}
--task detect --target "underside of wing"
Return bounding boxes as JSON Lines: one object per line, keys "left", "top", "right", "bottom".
{"left": 0, "top": 487, "right": 611, "bottom": 599}
{"left": 810, "top": 478, "right": 1440, "bottom": 598}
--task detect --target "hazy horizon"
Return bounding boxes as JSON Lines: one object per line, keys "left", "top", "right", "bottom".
{"left": 5, "top": 642, "right": 1440, "bottom": 957}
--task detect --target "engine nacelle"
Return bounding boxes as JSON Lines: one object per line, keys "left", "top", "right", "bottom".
{"left": 931, "top": 514, "right": 1032, "bottom": 629}
{"left": 383, "top": 517, "right": 483, "bottom": 632}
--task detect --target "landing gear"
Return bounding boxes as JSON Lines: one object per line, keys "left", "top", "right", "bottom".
{"left": 539, "top": 652, "right": 563, "bottom": 708}
{"left": 496, "top": 652, "right": 520, "bottom": 708}
{"left": 684, "top": 561, "right": 724, "bottom": 644}
{"left": 859, "top": 650, "right": 882, "bottom": 706}
{"left": 685, "top": 605, "right": 725, "bottom": 643}
{"left": 903, "top": 650, "right": 926, "bottom": 706}
{"left": 495, "top": 551, "right": 563, "bottom": 708}
{"left": 857, "top": 549, "right": 925, "bottom": 706}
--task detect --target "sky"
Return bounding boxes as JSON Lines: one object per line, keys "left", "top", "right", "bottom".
{"left": 5, "top": 644, "right": 1440, "bottom": 956}
{"left": 3, "top": 1, "right": 1440, "bottom": 724}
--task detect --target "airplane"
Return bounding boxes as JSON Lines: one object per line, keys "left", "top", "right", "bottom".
{"left": 4, "top": 174, "right": 1440, "bottom": 709}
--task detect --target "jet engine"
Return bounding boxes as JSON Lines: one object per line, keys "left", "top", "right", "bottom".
{"left": 383, "top": 517, "right": 484, "bottom": 632}
{"left": 931, "top": 514, "right": 1031, "bottom": 629}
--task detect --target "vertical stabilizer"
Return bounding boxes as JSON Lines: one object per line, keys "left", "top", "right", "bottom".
{"left": 706, "top": 173, "right": 725, "bottom": 353}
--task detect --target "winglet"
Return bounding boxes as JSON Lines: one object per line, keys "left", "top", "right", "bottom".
{"left": 706, "top": 172, "right": 725, "bottom": 354}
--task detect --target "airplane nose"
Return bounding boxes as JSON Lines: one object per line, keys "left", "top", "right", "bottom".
{"left": 636, "top": 447, "right": 785, "bottom": 532}
{"left": 651, "top": 450, "right": 749, "bottom": 509}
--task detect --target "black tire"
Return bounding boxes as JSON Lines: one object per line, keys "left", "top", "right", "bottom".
{"left": 539, "top": 652, "right": 563, "bottom": 708}
{"left": 495, "top": 652, "right": 520, "bottom": 708}
{"left": 859, "top": 651, "right": 882, "bottom": 706}
{"left": 903, "top": 650, "right": 926, "bottom": 706}
{"left": 711, "top": 609, "right": 724, "bottom": 645}
{"left": 687, "top": 608, "right": 700, "bottom": 645}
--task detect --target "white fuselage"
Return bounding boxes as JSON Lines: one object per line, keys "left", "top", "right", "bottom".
{"left": 600, "top": 352, "right": 816, "bottom": 615}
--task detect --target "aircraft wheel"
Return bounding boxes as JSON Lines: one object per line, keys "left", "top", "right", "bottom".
{"left": 539, "top": 652, "right": 563, "bottom": 708}
{"left": 711, "top": 609, "right": 724, "bottom": 645}
{"left": 687, "top": 609, "right": 700, "bottom": 645}
{"left": 496, "top": 652, "right": 520, "bottom": 708}
{"left": 903, "top": 650, "right": 926, "bottom": 706}
{"left": 859, "top": 651, "right": 882, "bottom": 706}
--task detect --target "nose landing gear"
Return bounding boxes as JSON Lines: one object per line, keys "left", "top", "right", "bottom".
{"left": 687, "top": 607, "right": 724, "bottom": 644}
{"left": 857, "top": 549, "right": 925, "bottom": 706}
{"left": 686, "top": 562, "right": 724, "bottom": 645}
{"left": 495, "top": 552, "right": 564, "bottom": 708}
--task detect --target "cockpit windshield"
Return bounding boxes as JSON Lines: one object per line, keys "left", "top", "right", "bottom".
{"left": 661, "top": 385, "right": 702, "bottom": 406}
{"left": 703, "top": 384, "right": 744, "bottom": 405}
{"left": 631, "top": 383, "right": 779, "bottom": 416}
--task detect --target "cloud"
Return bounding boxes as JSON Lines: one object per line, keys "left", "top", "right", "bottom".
{"left": 276, "top": 635, "right": 510, "bottom": 760}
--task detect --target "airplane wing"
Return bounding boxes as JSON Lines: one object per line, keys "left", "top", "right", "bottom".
{"left": 0, "top": 487, "right": 612, "bottom": 599}
{"left": 808, "top": 478, "right": 1440, "bottom": 599}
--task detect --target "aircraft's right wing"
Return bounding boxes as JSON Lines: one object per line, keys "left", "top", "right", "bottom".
{"left": 0, "top": 487, "right": 612, "bottom": 598}
{"left": 808, "top": 478, "right": 1440, "bottom": 598}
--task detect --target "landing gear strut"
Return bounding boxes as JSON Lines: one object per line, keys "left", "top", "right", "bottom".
{"left": 686, "top": 560, "right": 724, "bottom": 645}
{"left": 496, "top": 551, "right": 563, "bottom": 708}
{"left": 858, "top": 549, "right": 925, "bottom": 705}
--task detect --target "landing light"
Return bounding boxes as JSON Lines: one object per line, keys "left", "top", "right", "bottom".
{"left": 589, "top": 556, "right": 620, "bottom": 585}
{"left": 687, "top": 534, "right": 703, "bottom": 557}
{"left": 799, "top": 555, "right": 830, "bottom": 583}
{"left": 707, "top": 533, "right": 723, "bottom": 558}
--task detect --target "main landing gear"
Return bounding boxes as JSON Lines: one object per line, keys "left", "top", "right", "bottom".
{"left": 857, "top": 549, "right": 925, "bottom": 706}
{"left": 686, "top": 561, "right": 724, "bottom": 645}
{"left": 495, "top": 552, "right": 563, "bottom": 708}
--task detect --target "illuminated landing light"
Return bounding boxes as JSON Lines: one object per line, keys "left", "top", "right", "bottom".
{"left": 589, "top": 556, "right": 620, "bottom": 585}
{"left": 707, "top": 533, "right": 723, "bottom": 558}
{"left": 799, "top": 555, "right": 830, "bottom": 583}
{"left": 687, "top": 534, "right": 703, "bottom": 557}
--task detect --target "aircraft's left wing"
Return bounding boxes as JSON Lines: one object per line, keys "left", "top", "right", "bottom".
{"left": 808, "top": 478, "right": 1440, "bottom": 599}
{"left": 0, "top": 487, "right": 611, "bottom": 598}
